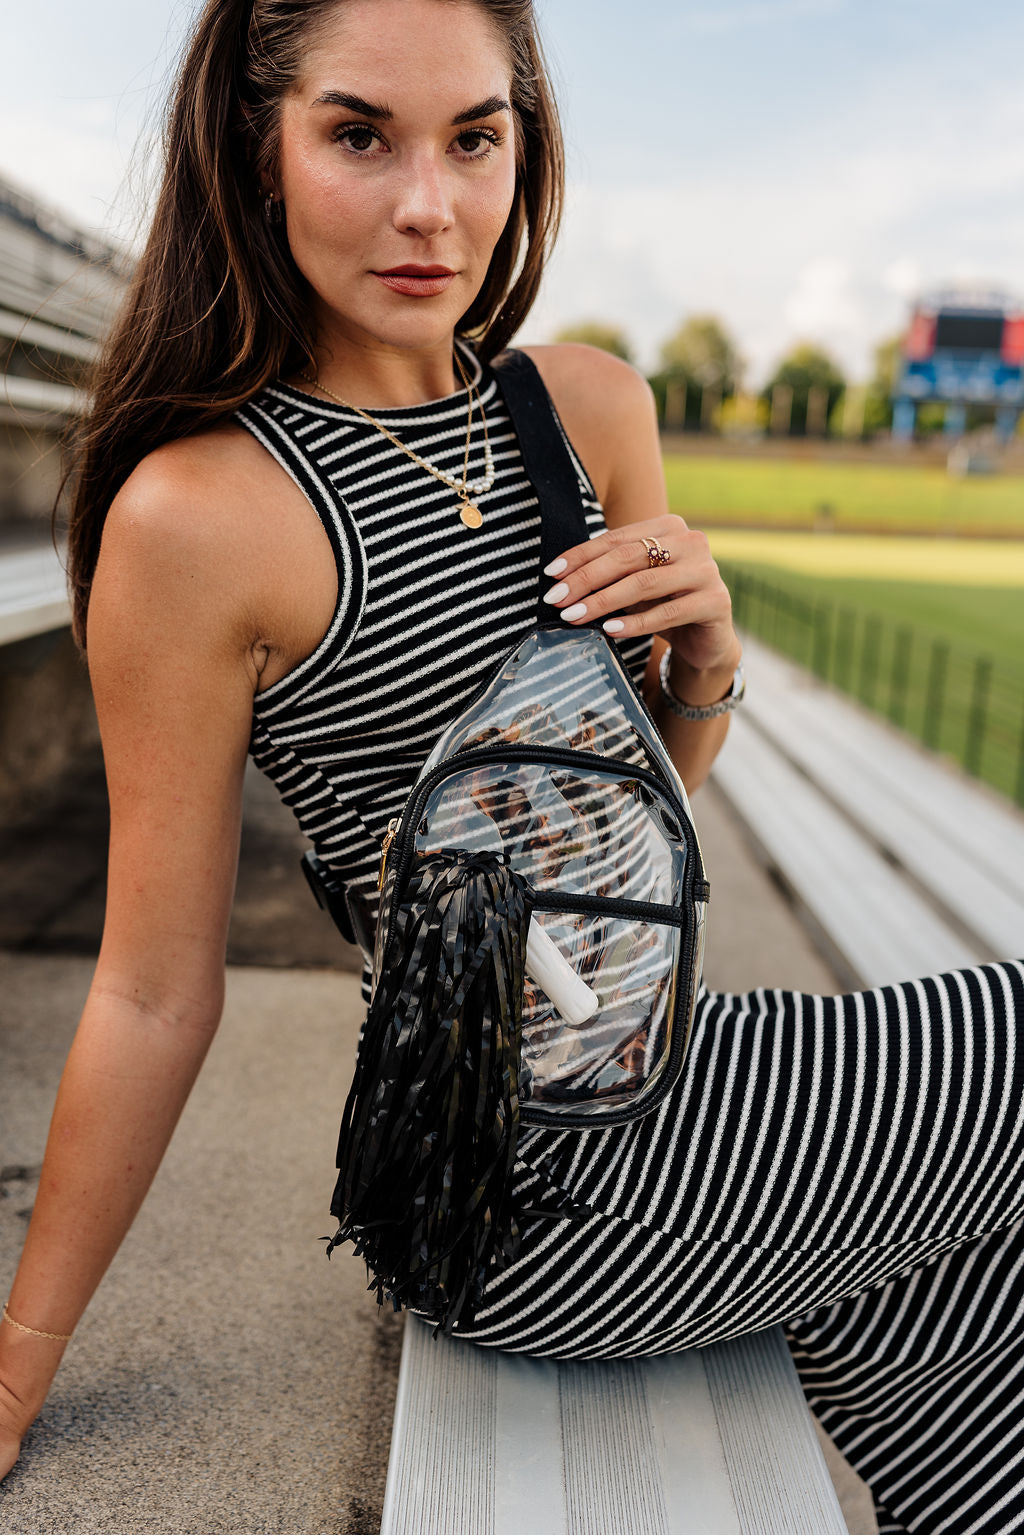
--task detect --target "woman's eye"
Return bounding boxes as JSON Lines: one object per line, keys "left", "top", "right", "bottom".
{"left": 453, "top": 129, "right": 500, "bottom": 159}
{"left": 335, "top": 124, "right": 385, "bottom": 155}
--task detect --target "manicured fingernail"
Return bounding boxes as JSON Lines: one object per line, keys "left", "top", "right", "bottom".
{"left": 603, "top": 619, "right": 625, "bottom": 633}
{"left": 560, "top": 602, "right": 588, "bottom": 622}
{"left": 543, "top": 581, "right": 569, "bottom": 604}
{"left": 543, "top": 557, "right": 567, "bottom": 576}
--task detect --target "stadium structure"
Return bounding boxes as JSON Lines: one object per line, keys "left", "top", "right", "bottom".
{"left": 893, "top": 289, "right": 1024, "bottom": 443}
{"left": 0, "top": 170, "right": 128, "bottom": 523}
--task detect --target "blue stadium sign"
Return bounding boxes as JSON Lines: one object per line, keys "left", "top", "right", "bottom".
{"left": 894, "top": 292, "right": 1024, "bottom": 440}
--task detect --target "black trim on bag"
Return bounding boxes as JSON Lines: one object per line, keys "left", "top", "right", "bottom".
{"left": 527, "top": 887, "right": 685, "bottom": 927}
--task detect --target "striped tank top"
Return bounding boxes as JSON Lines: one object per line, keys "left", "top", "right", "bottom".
{"left": 234, "top": 343, "right": 653, "bottom": 998}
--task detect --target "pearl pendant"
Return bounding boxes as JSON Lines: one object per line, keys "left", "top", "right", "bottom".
{"left": 460, "top": 503, "right": 483, "bottom": 529}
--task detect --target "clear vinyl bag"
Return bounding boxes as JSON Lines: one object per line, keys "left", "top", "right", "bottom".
{"left": 373, "top": 625, "right": 708, "bottom": 1125}
{"left": 328, "top": 625, "right": 709, "bottom": 1329}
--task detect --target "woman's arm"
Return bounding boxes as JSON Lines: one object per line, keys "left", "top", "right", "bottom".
{"left": 0, "top": 455, "right": 261, "bottom": 1479}
{"left": 522, "top": 344, "right": 742, "bottom": 792}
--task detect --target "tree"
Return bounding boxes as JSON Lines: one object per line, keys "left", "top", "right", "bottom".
{"left": 551, "top": 320, "right": 633, "bottom": 363}
{"left": 650, "top": 314, "right": 742, "bottom": 431}
{"left": 862, "top": 334, "right": 901, "bottom": 435}
{"left": 659, "top": 315, "right": 742, "bottom": 395}
{"left": 761, "top": 343, "right": 846, "bottom": 436}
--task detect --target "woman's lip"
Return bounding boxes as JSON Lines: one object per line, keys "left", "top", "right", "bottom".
{"left": 373, "top": 271, "right": 456, "bottom": 297}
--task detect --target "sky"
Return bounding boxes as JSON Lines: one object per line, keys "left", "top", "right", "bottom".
{"left": 4, "top": 0, "right": 1023, "bottom": 383}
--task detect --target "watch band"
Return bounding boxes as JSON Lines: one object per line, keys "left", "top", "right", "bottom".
{"left": 658, "top": 650, "right": 746, "bottom": 721}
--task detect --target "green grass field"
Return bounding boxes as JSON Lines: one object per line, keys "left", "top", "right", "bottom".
{"left": 701, "top": 529, "right": 1024, "bottom": 803}
{"left": 664, "top": 453, "right": 1024, "bottom": 535}
{"left": 657, "top": 453, "right": 1024, "bottom": 798}
{"left": 704, "top": 533, "right": 1024, "bottom": 665}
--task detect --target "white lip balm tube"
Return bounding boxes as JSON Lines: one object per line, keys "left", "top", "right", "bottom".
{"left": 525, "top": 916, "right": 600, "bottom": 1026}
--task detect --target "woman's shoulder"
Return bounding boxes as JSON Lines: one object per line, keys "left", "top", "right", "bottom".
{"left": 109, "top": 419, "right": 269, "bottom": 539}
{"left": 96, "top": 416, "right": 330, "bottom": 684}
{"left": 93, "top": 425, "right": 267, "bottom": 661}
{"left": 510, "top": 343, "right": 658, "bottom": 510}
{"left": 514, "top": 341, "right": 652, "bottom": 406}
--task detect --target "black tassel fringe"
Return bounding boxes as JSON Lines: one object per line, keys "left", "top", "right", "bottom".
{"left": 324, "top": 849, "right": 531, "bottom": 1333}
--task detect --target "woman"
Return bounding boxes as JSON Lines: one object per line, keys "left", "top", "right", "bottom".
{"left": 2, "top": 3, "right": 1023, "bottom": 1530}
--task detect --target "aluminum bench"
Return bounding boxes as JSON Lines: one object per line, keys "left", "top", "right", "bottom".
{"left": 382, "top": 1316, "right": 847, "bottom": 1535}
{"left": 714, "top": 635, "right": 1024, "bottom": 986}
{"left": 0, "top": 541, "right": 70, "bottom": 646}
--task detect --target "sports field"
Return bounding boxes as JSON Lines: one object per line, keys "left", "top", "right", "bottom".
{"left": 705, "top": 530, "right": 1024, "bottom": 669}
{"left": 701, "top": 526, "right": 1024, "bottom": 802}
{"left": 664, "top": 453, "right": 1024, "bottom": 535}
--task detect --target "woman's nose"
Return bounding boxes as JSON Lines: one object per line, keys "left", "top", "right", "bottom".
{"left": 392, "top": 153, "right": 453, "bottom": 238}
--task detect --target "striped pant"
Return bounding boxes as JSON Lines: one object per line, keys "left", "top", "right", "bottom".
{"left": 455, "top": 961, "right": 1024, "bottom": 1534}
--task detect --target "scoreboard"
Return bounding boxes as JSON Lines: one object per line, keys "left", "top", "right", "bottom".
{"left": 899, "top": 293, "right": 1024, "bottom": 407}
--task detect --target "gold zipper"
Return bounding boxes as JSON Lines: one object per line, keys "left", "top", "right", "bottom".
{"left": 377, "top": 818, "right": 400, "bottom": 890}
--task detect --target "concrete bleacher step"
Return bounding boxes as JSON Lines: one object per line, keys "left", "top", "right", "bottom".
{"left": 0, "top": 541, "right": 70, "bottom": 644}
{"left": 383, "top": 1316, "right": 847, "bottom": 1535}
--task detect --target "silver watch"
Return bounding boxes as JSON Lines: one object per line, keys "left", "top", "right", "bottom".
{"left": 658, "top": 650, "right": 746, "bottom": 721}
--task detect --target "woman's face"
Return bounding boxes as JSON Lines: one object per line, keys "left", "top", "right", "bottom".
{"left": 275, "top": 0, "right": 517, "bottom": 363}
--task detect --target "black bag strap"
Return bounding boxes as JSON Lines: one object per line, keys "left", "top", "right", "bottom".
{"left": 491, "top": 349, "right": 594, "bottom": 624}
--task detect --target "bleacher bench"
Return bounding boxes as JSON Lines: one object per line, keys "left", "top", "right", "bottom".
{"left": 384, "top": 1316, "right": 846, "bottom": 1534}
{"left": 0, "top": 541, "right": 71, "bottom": 645}
{"left": 712, "top": 635, "right": 1024, "bottom": 986}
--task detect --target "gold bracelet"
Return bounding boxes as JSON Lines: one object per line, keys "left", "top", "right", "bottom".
{"left": 2, "top": 1302, "right": 73, "bottom": 1342}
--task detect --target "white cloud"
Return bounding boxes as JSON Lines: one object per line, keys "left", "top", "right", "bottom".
{"left": 784, "top": 260, "right": 864, "bottom": 349}
{"left": 6, "top": 4, "right": 1023, "bottom": 393}
{"left": 882, "top": 258, "right": 923, "bottom": 301}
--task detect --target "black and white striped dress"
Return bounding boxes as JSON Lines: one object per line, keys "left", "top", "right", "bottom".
{"left": 236, "top": 347, "right": 1024, "bottom": 1535}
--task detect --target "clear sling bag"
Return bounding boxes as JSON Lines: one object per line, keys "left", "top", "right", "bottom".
{"left": 373, "top": 622, "right": 708, "bottom": 1126}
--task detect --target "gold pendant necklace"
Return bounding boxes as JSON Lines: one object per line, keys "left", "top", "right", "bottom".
{"left": 298, "top": 346, "right": 494, "bottom": 528}
{"left": 453, "top": 346, "right": 484, "bottom": 527}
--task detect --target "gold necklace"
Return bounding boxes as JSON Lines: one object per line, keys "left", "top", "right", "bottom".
{"left": 298, "top": 348, "right": 494, "bottom": 529}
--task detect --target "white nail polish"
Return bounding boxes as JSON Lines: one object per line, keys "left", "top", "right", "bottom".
{"left": 560, "top": 602, "right": 588, "bottom": 622}
{"left": 603, "top": 619, "right": 625, "bottom": 633}
{"left": 543, "top": 581, "right": 569, "bottom": 604}
{"left": 543, "top": 557, "right": 568, "bottom": 576}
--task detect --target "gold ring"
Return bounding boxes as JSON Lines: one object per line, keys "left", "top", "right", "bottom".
{"left": 641, "top": 536, "right": 672, "bottom": 568}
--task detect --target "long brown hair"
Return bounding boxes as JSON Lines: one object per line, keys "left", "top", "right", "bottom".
{"left": 64, "top": 0, "right": 564, "bottom": 647}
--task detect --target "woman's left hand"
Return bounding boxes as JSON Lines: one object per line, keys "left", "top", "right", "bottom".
{"left": 542, "top": 513, "right": 740, "bottom": 677}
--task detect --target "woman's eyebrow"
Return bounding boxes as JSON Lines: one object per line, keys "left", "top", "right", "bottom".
{"left": 451, "top": 96, "right": 511, "bottom": 125}
{"left": 312, "top": 90, "right": 393, "bottom": 119}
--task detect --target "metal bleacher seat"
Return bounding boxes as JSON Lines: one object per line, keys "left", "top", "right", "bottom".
{"left": 0, "top": 173, "right": 124, "bottom": 360}
{"left": 713, "top": 635, "right": 1024, "bottom": 986}
{"left": 0, "top": 540, "right": 70, "bottom": 645}
{"left": 0, "top": 172, "right": 126, "bottom": 646}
